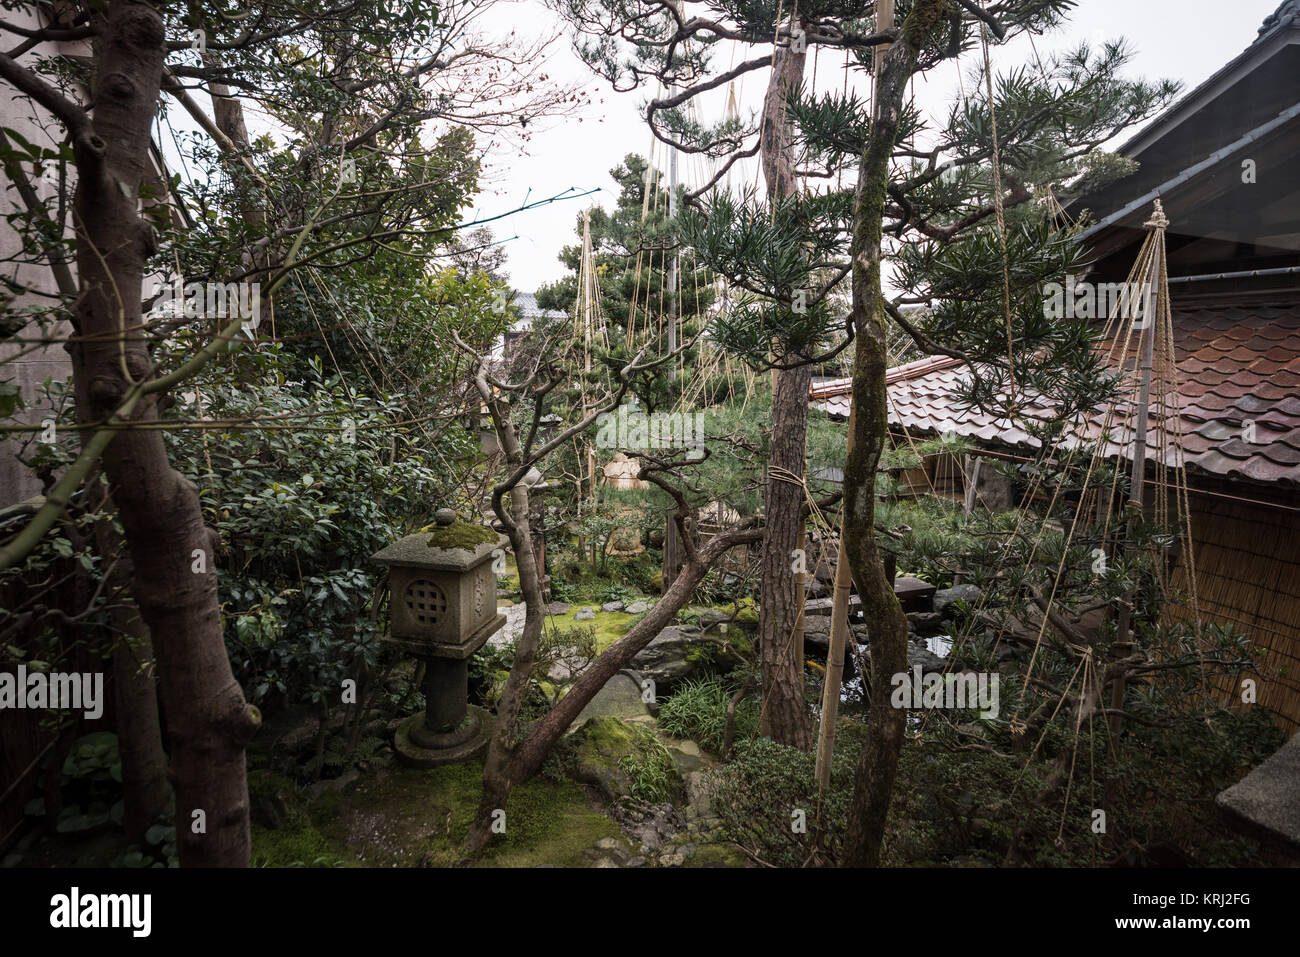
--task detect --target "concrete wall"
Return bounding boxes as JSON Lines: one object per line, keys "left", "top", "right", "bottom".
{"left": 0, "top": 6, "right": 79, "bottom": 507}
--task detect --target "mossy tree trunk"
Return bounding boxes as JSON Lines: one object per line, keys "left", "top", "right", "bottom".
{"left": 840, "top": 0, "right": 946, "bottom": 868}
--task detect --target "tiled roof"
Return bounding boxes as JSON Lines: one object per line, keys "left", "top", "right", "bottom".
{"left": 810, "top": 300, "right": 1300, "bottom": 487}
{"left": 513, "top": 291, "right": 568, "bottom": 321}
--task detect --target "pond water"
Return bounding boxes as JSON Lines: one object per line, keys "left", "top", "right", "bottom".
{"left": 830, "top": 634, "right": 955, "bottom": 715}
{"left": 925, "top": 635, "right": 953, "bottom": 658}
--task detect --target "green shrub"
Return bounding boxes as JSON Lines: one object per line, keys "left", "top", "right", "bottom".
{"left": 167, "top": 349, "right": 463, "bottom": 714}
{"left": 658, "top": 676, "right": 759, "bottom": 754}
{"left": 618, "top": 725, "right": 680, "bottom": 803}
{"left": 707, "top": 734, "right": 858, "bottom": 867}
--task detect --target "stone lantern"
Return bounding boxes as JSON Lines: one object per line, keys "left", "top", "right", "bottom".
{"left": 372, "top": 509, "right": 505, "bottom": 767}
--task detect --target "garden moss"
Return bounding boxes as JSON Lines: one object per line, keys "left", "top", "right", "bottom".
{"left": 273, "top": 758, "right": 620, "bottom": 868}
{"left": 419, "top": 520, "right": 499, "bottom": 549}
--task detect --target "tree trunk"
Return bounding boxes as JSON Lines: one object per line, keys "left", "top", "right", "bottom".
{"left": 840, "top": 0, "right": 942, "bottom": 867}
{"left": 755, "top": 18, "right": 813, "bottom": 750}
{"left": 467, "top": 478, "right": 540, "bottom": 855}
{"left": 94, "top": 496, "right": 171, "bottom": 846}
{"left": 815, "top": 407, "right": 856, "bottom": 790}
{"left": 502, "top": 525, "right": 763, "bottom": 786}
{"left": 759, "top": 355, "right": 813, "bottom": 749}
{"left": 68, "top": 4, "right": 258, "bottom": 866}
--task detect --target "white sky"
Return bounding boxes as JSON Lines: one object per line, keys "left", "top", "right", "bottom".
{"left": 492, "top": 0, "right": 1284, "bottom": 293}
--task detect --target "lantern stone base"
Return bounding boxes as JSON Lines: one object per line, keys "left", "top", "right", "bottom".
{"left": 394, "top": 706, "right": 493, "bottom": 768}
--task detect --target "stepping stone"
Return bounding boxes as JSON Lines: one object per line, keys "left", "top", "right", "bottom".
{"left": 1217, "top": 731, "right": 1300, "bottom": 850}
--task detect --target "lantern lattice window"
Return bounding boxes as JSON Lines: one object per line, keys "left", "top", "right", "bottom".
{"left": 405, "top": 579, "right": 448, "bottom": 626}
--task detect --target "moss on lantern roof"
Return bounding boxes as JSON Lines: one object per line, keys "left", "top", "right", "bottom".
{"left": 416, "top": 520, "right": 498, "bottom": 550}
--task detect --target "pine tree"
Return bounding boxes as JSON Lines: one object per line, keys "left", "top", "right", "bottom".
{"left": 537, "top": 154, "right": 717, "bottom": 412}
{"left": 554, "top": 0, "right": 1179, "bottom": 860}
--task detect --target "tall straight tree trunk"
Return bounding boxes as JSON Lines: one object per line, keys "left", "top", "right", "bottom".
{"left": 841, "top": 0, "right": 943, "bottom": 867}
{"left": 756, "top": 18, "right": 813, "bottom": 750}
{"left": 67, "top": 4, "right": 258, "bottom": 866}
{"left": 759, "top": 357, "right": 813, "bottom": 748}
{"left": 815, "top": 0, "right": 893, "bottom": 796}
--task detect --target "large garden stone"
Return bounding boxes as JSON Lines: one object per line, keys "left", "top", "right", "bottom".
{"left": 933, "top": 584, "right": 982, "bottom": 617}
{"left": 566, "top": 716, "right": 638, "bottom": 801}
{"left": 572, "top": 671, "right": 651, "bottom": 724}
{"left": 1217, "top": 731, "right": 1300, "bottom": 850}
{"left": 630, "top": 623, "right": 744, "bottom": 686}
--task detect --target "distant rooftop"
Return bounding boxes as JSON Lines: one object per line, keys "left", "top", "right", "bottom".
{"left": 513, "top": 291, "right": 568, "bottom": 321}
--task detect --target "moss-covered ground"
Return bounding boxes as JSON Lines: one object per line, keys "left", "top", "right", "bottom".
{"left": 250, "top": 759, "right": 621, "bottom": 868}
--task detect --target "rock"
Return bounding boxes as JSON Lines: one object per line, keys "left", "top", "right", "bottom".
{"left": 546, "top": 601, "right": 570, "bottom": 616}
{"left": 1217, "top": 732, "right": 1300, "bottom": 850}
{"left": 907, "top": 640, "right": 947, "bottom": 673}
{"left": 696, "top": 608, "right": 730, "bottom": 628}
{"left": 626, "top": 856, "right": 648, "bottom": 867}
{"left": 566, "top": 717, "right": 637, "bottom": 801}
{"left": 433, "top": 507, "right": 457, "bottom": 525}
{"left": 664, "top": 738, "right": 707, "bottom": 775}
{"left": 626, "top": 600, "right": 653, "bottom": 614}
{"left": 803, "top": 615, "right": 831, "bottom": 636}
{"left": 575, "top": 606, "right": 596, "bottom": 622}
{"left": 572, "top": 672, "right": 651, "bottom": 724}
{"left": 593, "top": 858, "right": 619, "bottom": 868}
{"left": 933, "top": 584, "right": 982, "bottom": 617}
{"left": 805, "top": 595, "right": 861, "bottom": 617}
{"left": 631, "top": 624, "right": 700, "bottom": 684}
{"left": 610, "top": 798, "right": 688, "bottom": 855}
{"left": 306, "top": 767, "right": 360, "bottom": 802}
{"left": 684, "top": 771, "right": 716, "bottom": 817}
{"left": 601, "top": 600, "right": 626, "bottom": 613}
{"left": 593, "top": 836, "right": 631, "bottom": 864}
{"left": 907, "top": 611, "right": 945, "bottom": 635}
{"left": 491, "top": 602, "right": 526, "bottom": 648}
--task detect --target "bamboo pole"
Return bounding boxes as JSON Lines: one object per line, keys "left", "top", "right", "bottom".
{"left": 815, "top": 0, "right": 893, "bottom": 791}
{"left": 1109, "top": 199, "right": 1167, "bottom": 738}
{"left": 664, "top": 81, "right": 682, "bottom": 592}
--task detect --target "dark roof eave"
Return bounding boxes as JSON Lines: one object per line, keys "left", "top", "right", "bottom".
{"left": 1109, "top": 12, "right": 1300, "bottom": 164}
{"left": 1076, "top": 101, "right": 1300, "bottom": 244}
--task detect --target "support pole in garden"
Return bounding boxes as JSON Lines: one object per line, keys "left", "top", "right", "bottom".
{"left": 1109, "top": 199, "right": 1167, "bottom": 738}
{"left": 664, "top": 82, "right": 683, "bottom": 592}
